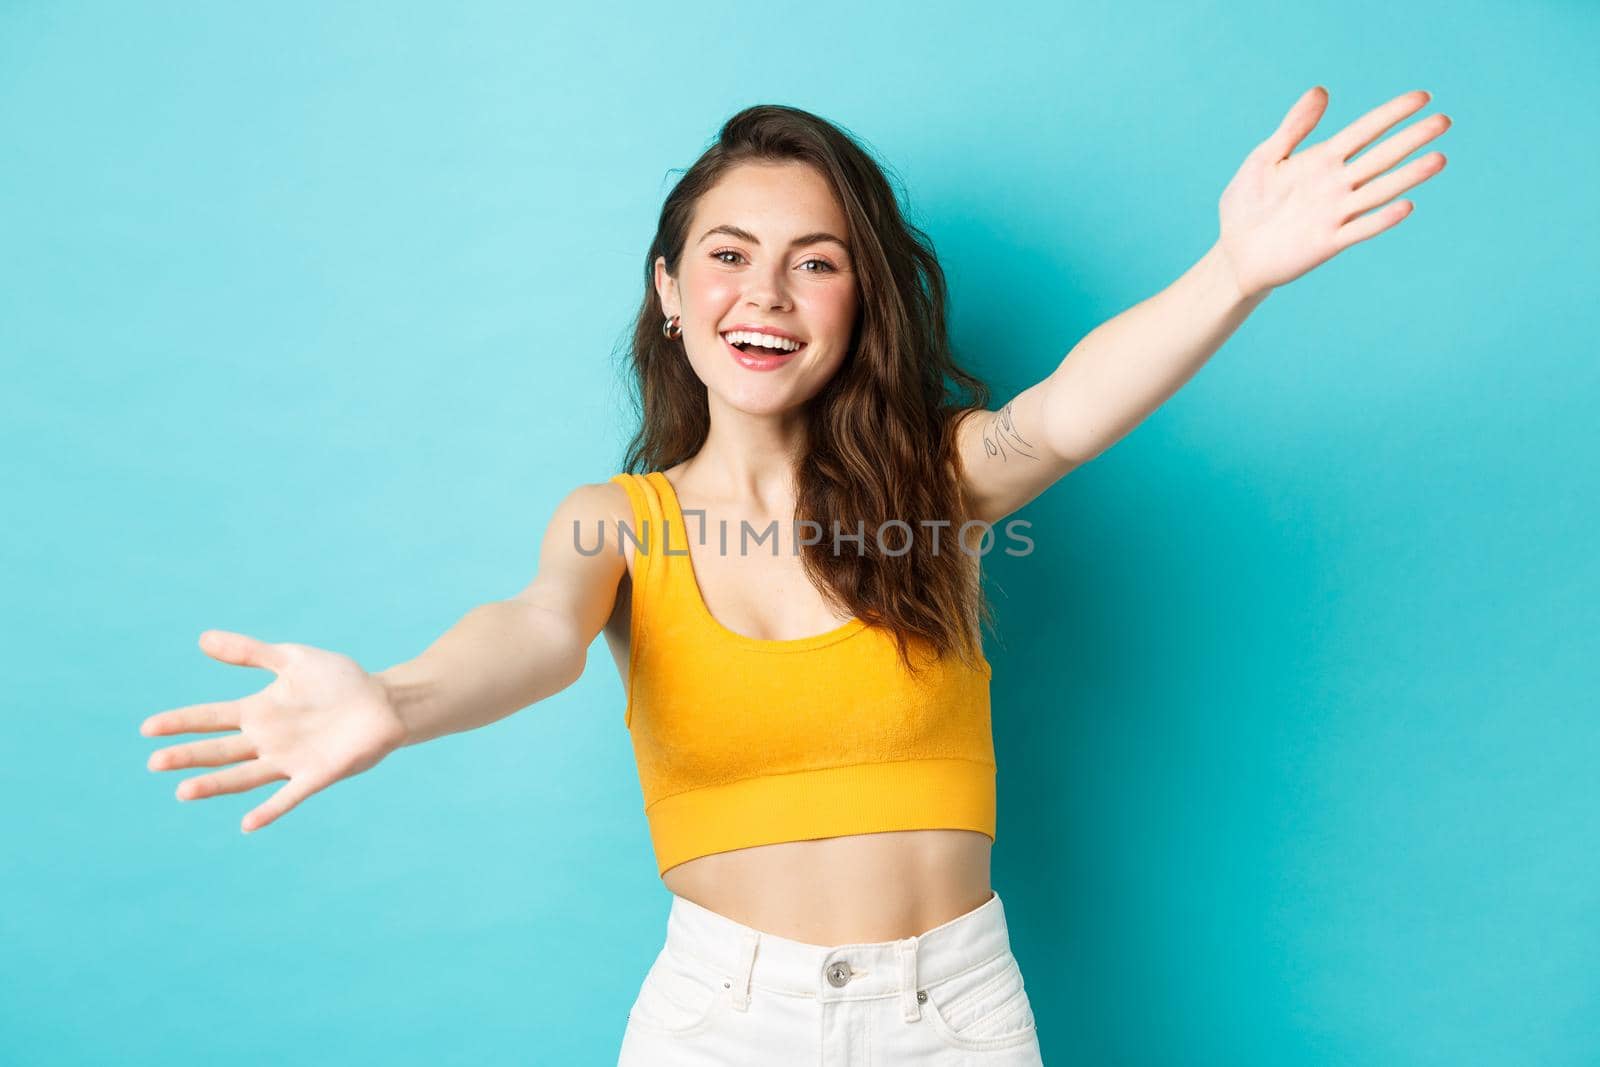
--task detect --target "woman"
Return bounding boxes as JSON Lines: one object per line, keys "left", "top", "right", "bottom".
{"left": 140, "top": 92, "right": 1450, "bottom": 1063}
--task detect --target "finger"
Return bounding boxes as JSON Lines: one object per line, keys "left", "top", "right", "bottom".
{"left": 197, "top": 629, "right": 287, "bottom": 673}
{"left": 1257, "top": 86, "right": 1329, "bottom": 162}
{"left": 1335, "top": 199, "right": 1414, "bottom": 253}
{"left": 1347, "top": 112, "right": 1451, "bottom": 188}
{"left": 1323, "top": 89, "right": 1431, "bottom": 163}
{"left": 176, "top": 758, "right": 284, "bottom": 802}
{"left": 1341, "top": 152, "right": 1446, "bottom": 224}
{"left": 241, "top": 776, "right": 323, "bottom": 834}
{"left": 141, "top": 698, "right": 244, "bottom": 736}
{"left": 148, "top": 732, "right": 257, "bottom": 772}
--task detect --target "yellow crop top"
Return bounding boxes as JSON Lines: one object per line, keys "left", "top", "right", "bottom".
{"left": 608, "top": 470, "right": 997, "bottom": 877}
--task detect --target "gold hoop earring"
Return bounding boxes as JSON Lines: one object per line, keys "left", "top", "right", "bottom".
{"left": 662, "top": 315, "right": 682, "bottom": 340}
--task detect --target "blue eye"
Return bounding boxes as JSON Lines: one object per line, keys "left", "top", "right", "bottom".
{"left": 710, "top": 249, "right": 837, "bottom": 273}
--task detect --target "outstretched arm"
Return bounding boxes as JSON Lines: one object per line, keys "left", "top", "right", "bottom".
{"left": 376, "top": 481, "right": 628, "bottom": 746}
{"left": 957, "top": 87, "right": 1451, "bottom": 526}
{"left": 141, "top": 481, "right": 630, "bottom": 832}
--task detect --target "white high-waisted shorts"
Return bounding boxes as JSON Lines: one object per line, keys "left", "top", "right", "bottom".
{"left": 617, "top": 888, "right": 1044, "bottom": 1064}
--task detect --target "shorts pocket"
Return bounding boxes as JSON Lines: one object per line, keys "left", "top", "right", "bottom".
{"left": 625, "top": 944, "right": 730, "bottom": 1038}
{"left": 919, "top": 950, "right": 1039, "bottom": 1051}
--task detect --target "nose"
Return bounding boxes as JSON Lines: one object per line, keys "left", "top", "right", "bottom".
{"left": 742, "top": 264, "right": 793, "bottom": 312}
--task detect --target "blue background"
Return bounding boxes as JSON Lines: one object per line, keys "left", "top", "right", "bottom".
{"left": 3, "top": 1, "right": 1595, "bottom": 1064}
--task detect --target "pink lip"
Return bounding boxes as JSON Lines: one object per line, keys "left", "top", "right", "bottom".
{"left": 724, "top": 333, "right": 802, "bottom": 371}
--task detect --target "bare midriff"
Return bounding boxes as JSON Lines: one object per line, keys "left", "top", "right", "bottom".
{"left": 659, "top": 827, "right": 993, "bottom": 945}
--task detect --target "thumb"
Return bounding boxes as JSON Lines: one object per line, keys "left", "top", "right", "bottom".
{"left": 198, "top": 629, "right": 285, "bottom": 672}
{"left": 1257, "top": 85, "right": 1328, "bottom": 162}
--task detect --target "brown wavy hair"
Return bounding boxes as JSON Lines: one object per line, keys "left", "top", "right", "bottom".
{"left": 615, "top": 104, "right": 996, "bottom": 676}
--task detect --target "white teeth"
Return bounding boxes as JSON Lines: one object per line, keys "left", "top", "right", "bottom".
{"left": 722, "top": 330, "right": 802, "bottom": 352}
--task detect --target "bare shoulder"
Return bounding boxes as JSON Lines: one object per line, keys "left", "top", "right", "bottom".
{"left": 562, "top": 478, "right": 640, "bottom": 567}
{"left": 567, "top": 478, "right": 635, "bottom": 524}
{"left": 510, "top": 479, "right": 638, "bottom": 635}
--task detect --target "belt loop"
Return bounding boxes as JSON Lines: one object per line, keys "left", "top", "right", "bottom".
{"left": 730, "top": 930, "right": 759, "bottom": 1011}
{"left": 896, "top": 937, "right": 921, "bottom": 1021}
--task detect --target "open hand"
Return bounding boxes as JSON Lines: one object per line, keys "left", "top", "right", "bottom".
{"left": 141, "top": 630, "right": 407, "bottom": 833}
{"left": 1216, "top": 87, "right": 1452, "bottom": 300}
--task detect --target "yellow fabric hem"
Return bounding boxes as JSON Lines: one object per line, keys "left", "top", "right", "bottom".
{"left": 647, "top": 758, "right": 998, "bottom": 877}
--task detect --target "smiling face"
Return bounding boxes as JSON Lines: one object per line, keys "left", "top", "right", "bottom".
{"left": 655, "top": 160, "right": 860, "bottom": 417}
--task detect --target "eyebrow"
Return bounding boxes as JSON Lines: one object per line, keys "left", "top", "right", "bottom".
{"left": 697, "top": 224, "right": 851, "bottom": 254}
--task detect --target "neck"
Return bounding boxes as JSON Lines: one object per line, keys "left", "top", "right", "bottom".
{"left": 686, "top": 399, "right": 811, "bottom": 506}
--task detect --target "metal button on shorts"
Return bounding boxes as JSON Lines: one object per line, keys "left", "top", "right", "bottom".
{"left": 825, "top": 961, "right": 852, "bottom": 987}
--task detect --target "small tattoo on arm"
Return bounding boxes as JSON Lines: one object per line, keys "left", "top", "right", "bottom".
{"left": 981, "top": 401, "right": 1039, "bottom": 463}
